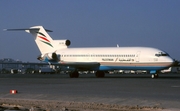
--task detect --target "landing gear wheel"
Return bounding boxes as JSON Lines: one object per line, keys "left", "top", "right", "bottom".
{"left": 155, "top": 74, "right": 159, "bottom": 78}
{"left": 69, "top": 71, "right": 79, "bottom": 78}
{"left": 95, "top": 71, "right": 105, "bottom": 78}
{"left": 151, "top": 74, "right": 159, "bottom": 79}
{"left": 151, "top": 74, "right": 155, "bottom": 79}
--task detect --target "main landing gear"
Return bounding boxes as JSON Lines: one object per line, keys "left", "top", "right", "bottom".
{"left": 95, "top": 71, "right": 105, "bottom": 78}
{"left": 151, "top": 74, "right": 159, "bottom": 79}
{"left": 69, "top": 70, "right": 79, "bottom": 78}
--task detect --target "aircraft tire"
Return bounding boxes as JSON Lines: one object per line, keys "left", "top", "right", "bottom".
{"left": 151, "top": 74, "right": 155, "bottom": 79}
{"left": 69, "top": 71, "right": 79, "bottom": 78}
{"left": 69, "top": 73, "right": 74, "bottom": 78}
{"left": 151, "top": 74, "right": 159, "bottom": 79}
{"left": 155, "top": 74, "right": 159, "bottom": 78}
{"left": 95, "top": 71, "right": 105, "bottom": 78}
{"left": 73, "top": 71, "right": 79, "bottom": 78}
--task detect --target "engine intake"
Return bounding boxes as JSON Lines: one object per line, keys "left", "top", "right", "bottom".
{"left": 53, "top": 39, "right": 71, "bottom": 47}
{"left": 65, "top": 40, "right": 71, "bottom": 46}
{"left": 52, "top": 52, "right": 59, "bottom": 61}
{"left": 37, "top": 52, "right": 60, "bottom": 62}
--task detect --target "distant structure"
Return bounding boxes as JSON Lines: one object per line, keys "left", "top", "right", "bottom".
{"left": 0, "top": 58, "right": 52, "bottom": 74}
{"left": 0, "top": 58, "right": 21, "bottom": 62}
{"left": 0, "top": 58, "right": 22, "bottom": 73}
{"left": 0, "top": 58, "right": 22, "bottom": 70}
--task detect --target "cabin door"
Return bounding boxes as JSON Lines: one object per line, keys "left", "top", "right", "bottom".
{"left": 136, "top": 51, "right": 141, "bottom": 62}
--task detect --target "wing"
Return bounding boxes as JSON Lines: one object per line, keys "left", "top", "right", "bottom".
{"left": 52, "top": 62, "right": 100, "bottom": 70}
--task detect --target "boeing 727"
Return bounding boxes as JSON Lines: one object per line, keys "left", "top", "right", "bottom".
{"left": 5, "top": 26, "right": 174, "bottom": 78}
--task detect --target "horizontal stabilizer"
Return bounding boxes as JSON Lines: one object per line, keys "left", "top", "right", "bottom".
{"left": 4, "top": 26, "right": 70, "bottom": 55}
{"left": 3, "top": 28, "right": 53, "bottom": 32}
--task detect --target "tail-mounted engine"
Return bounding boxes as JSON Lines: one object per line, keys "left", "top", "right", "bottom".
{"left": 37, "top": 52, "right": 60, "bottom": 62}
{"left": 53, "top": 39, "right": 71, "bottom": 48}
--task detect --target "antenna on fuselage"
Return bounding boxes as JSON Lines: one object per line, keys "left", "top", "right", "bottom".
{"left": 117, "top": 44, "right": 119, "bottom": 47}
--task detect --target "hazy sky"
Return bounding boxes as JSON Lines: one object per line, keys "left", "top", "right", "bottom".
{"left": 0, "top": 0, "right": 180, "bottom": 62}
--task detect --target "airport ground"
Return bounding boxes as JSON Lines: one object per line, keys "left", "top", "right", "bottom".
{"left": 0, "top": 73, "right": 180, "bottom": 111}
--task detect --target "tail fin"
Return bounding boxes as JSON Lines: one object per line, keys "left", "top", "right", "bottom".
{"left": 26, "top": 26, "right": 55, "bottom": 54}
{"left": 4, "top": 26, "right": 71, "bottom": 54}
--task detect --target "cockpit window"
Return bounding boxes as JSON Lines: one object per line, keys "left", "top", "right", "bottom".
{"left": 155, "top": 52, "right": 169, "bottom": 57}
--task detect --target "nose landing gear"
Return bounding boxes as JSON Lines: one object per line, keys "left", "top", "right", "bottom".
{"left": 151, "top": 74, "right": 159, "bottom": 79}
{"left": 150, "top": 70, "right": 159, "bottom": 79}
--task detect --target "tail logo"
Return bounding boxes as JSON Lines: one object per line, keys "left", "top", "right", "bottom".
{"left": 37, "top": 32, "right": 53, "bottom": 47}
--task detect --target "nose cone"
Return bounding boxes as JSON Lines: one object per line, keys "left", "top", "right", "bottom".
{"left": 167, "top": 57, "right": 175, "bottom": 66}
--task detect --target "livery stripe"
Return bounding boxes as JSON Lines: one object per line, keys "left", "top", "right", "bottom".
{"left": 40, "top": 40, "right": 53, "bottom": 47}
{"left": 37, "top": 32, "right": 46, "bottom": 37}
{"left": 38, "top": 36, "right": 50, "bottom": 42}
{"left": 98, "top": 62, "right": 173, "bottom": 71}
{"left": 100, "top": 62, "right": 172, "bottom": 67}
{"left": 98, "top": 66, "right": 166, "bottom": 71}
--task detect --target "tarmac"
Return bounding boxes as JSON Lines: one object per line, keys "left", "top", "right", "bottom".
{"left": 0, "top": 73, "right": 180, "bottom": 111}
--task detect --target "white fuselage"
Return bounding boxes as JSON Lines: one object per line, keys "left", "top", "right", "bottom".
{"left": 54, "top": 47, "right": 173, "bottom": 71}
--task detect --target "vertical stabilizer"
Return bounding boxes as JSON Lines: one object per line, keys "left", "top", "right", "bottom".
{"left": 25, "top": 26, "right": 55, "bottom": 54}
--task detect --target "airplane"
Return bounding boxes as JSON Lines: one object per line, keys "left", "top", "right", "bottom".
{"left": 4, "top": 26, "right": 174, "bottom": 78}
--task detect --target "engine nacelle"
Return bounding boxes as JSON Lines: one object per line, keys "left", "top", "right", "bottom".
{"left": 37, "top": 52, "right": 60, "bottom": 62}
{"left": 53, "top": 39, "right": 71, "bottom": 48}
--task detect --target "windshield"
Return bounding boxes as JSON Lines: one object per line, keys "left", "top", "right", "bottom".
{"left": 155, "top": 52, "right": 169, "bottom": 57}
